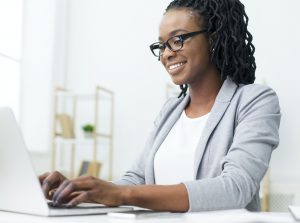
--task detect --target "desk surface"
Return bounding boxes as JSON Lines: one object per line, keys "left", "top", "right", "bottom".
{"left": 0, "top": 209, "right": 295, "bottom": 223}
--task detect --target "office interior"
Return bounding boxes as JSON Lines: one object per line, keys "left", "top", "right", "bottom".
{"left": 0, "top": 0, "right": 299, "bottom": 213}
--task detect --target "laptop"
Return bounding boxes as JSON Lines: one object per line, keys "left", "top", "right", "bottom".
{"left": 0, "top": 107, "right": 133, "bottom": 216}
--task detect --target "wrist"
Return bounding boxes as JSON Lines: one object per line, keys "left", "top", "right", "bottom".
{"left": 120, "top": 186, "right": 133, "bottom": 205}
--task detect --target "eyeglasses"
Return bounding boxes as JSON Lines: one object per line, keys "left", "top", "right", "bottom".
{"left": 149, "top": 29, "right": 207, "bottom": 60}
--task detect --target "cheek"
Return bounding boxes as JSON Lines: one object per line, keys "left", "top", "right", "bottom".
{"left": 188, "top": 46, "right": 211, "bottom": 72}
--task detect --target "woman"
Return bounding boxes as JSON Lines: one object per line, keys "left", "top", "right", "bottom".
{"left": 40, "top": 0, "right": 280, "bottom": 212}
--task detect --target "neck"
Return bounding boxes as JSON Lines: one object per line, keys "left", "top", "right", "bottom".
{"left": 185, "top": 68, "right": 223, "bottom": 118}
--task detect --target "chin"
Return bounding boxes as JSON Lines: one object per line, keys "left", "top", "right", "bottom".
{"left": 170, "top": 76, "right": 187, "bottom": 86}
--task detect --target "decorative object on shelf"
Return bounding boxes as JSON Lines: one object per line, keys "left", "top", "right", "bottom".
{"left": 56, "top": 113, "right": 75, "bottom": 139}
{"left": 82, "top": 124, "right": 95, "bottom": 138}
{"left": 78, "top": 160, "right": 102, "bottom": 177}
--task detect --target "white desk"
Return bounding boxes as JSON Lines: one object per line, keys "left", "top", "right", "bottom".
{"left": 0, "top": 209, "right": 295, "bottom": 223}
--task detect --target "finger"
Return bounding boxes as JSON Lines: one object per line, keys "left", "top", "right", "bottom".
{"left": 58, "top": 192, "right": 82, "bottom": 204}
{"left": 39, "top": 172, "right": 50, "bottom": 185}
{"left": 51, "top": 192, "right": 81, "bottom": 205}
{"left": 52, "top": 180, "right": 70, "bottom": 203}
{"left": 53, "top": 180, "right": 81, "bottom": 205}
{"left": 42, "top": 179, "right": 54, "bottom": 199}
{"left": 60, "top": 176, "right": 97, "bottom": 189}
{"left": 66, "top": 191, "right": 91, "bottom": 207}
{"left": 48, "top": 189, "right": 57, "bottom": 200}
{"left": 72, "top": 175, "right": 96, "bottom": 181}
{"left": 41, "top": 171, "right": 67, "bottom": 198}
{"left": 53, "top": 180, "right": 95, "bottom": 205}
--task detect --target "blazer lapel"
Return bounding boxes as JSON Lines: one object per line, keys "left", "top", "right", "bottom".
{"left": 194, "top": 79, "right": 238, "bottom": 178}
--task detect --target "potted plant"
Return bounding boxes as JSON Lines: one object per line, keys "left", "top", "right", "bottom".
{"left": 82, "top": 124, "right": 95, "bottom": 138}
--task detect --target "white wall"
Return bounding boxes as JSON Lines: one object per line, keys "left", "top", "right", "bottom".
{"left": 20, "top": 0, "right": 56, "bottom": 154}
{"left": 20, "top": 0, "right": 69, "bottom": 172}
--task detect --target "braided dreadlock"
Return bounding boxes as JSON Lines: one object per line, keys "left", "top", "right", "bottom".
{"left": 167, "top": 0, "right": 256, "bottom": 98}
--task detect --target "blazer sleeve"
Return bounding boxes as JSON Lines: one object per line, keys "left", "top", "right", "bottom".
{"left": 183, "top": 85, "right": 281, "bottom": 211}
{"left": 113, "top": 98, "right": 176, "bottom": 185}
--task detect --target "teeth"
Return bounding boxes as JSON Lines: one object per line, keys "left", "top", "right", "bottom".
{"left": 169, "top": 62, "right": 185, "bottom": 70}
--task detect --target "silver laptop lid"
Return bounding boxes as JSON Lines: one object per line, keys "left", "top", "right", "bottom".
{"left": 0, "top": 107, "right": 49, "bottom": 216}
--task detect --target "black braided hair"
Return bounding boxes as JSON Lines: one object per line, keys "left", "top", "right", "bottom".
{"left": 178, "top": 84, "right": 188, "bottom": 98}
{"left": 168, "top": 0, "right": 256, "bottom": 98}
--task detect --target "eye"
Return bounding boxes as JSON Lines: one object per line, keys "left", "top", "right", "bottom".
{"left": 174, "top": 39, "right": 181, "bottom": 45}
{"left": 169, "top": 36, "right": 182, "bottom": 47}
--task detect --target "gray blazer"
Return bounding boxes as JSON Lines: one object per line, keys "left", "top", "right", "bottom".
{"left": 115, "top": 78, "right": 281, "bottom": 212}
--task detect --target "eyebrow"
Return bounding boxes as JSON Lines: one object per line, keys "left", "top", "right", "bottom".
{"left": 158, "top": 29, "right": 190, "bottom": 41}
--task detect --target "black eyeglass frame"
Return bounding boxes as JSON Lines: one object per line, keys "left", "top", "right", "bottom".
{"left": 149, "top": 29, "right": 207, "bottom": 59}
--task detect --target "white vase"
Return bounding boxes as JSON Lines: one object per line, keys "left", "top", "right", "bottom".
{"left": 84, "top": 132, "right": 94, "bottom": 138}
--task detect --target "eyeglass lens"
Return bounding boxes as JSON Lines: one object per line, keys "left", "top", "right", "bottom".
{"left": 152, "top": 36, "right": 183, "bottom": 57}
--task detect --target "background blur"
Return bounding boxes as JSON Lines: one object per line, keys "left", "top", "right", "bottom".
{"left": 0, "top": 0, "right": 299, "bottom": 212}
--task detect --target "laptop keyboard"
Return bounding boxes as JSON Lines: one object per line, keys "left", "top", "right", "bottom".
{"left": 48, "top": 202, "right": 73, "bottom": 209}
{"left": 48, "top": 201, "right": 107, "bottom": 209}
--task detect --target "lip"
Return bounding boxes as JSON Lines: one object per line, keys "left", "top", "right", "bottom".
{"left": 166, "top": 61, "right": 187, "bottom": 76}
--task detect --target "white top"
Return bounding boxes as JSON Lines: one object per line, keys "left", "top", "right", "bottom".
{"left": 154, "top": 110, "right": 210, "bottom": 185}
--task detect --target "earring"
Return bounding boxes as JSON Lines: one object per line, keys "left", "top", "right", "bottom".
{"left": 209, "top": 38, "right": 215, "bottom": 52}
{"left": 209, "top": 38, "right": 215, "bottom": 59}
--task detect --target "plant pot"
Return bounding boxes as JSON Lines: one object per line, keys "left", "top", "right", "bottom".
{"left": 83, "top": 132, "right": 94, "bottom": 138}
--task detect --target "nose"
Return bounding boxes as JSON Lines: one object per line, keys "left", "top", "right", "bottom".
{"left": 161, "top": 47, "right": 177, "bottom": 62}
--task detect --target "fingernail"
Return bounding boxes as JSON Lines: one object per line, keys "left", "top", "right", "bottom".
{"left": 66, "top": 202, "right": 74, "bottom": 208}
{"left": 53, "top": 201, "right": 58, "bottom": 206}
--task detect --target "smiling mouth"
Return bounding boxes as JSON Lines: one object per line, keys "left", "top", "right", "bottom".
{"left": 167, "top": 61, "right": 187, "bottom": 75}
{"left": 168, "top": 62, "right": 186, "bottom": 70}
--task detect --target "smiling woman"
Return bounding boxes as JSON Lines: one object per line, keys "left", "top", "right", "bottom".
{"left": 39, "top": 0, "right": 280, "bottom": 212}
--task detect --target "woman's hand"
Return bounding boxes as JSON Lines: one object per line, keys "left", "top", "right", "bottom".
{"left": 39, "top": 173, "right": 189, "bottom": 212}
{"left": 39, "top": 171, "right": 68, "bottom": 200}
{"left": 51, "top": 175, "right": 126, "bottom": 207}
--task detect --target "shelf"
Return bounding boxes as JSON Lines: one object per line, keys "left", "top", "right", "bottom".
{"left": 55, "top": 92, "right": 112, "bottom": 101}
{"left": 54, "top": 137, "right": 110, "bottom": 145}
